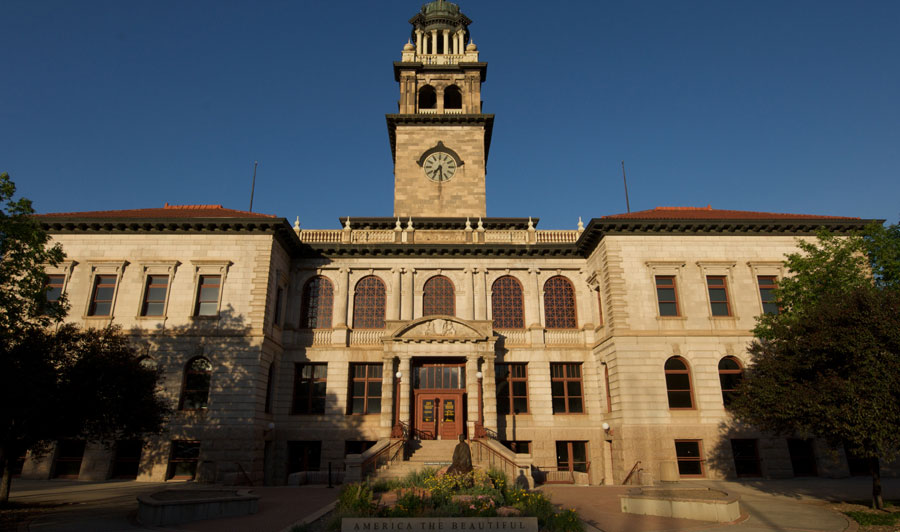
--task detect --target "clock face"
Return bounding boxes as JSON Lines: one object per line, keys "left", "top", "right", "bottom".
{"left": 423, "top": 152, "right": 457, "bottom": 182}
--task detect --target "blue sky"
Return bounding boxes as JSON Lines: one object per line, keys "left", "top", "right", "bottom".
{"left": 3, "top": 1, "right": 898, "bottom": 229}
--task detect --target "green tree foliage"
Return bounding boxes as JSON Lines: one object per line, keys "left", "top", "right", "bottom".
{"left": 732, "top": 225, "right": 900, "bottom": 509}
{"left": 0, "top": 174, "right": 171, "bottom": 504}
{"left": 0, "top": 172, "right": 67, "bottom": 334}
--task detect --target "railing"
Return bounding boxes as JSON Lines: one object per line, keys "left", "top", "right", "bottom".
{"left": 623, "top": 461, "right": 642, "bottom": 485}
{"left": 349, "top": 329, "right": 384, "bottom": 345}
{"left": 484, "top": 230, "right": 528, "bottom": 244}
{"left": 299, "top": 230, "right": 342, "bottom": 243}
{"left": 533, "top": 463, "right": 591, "bottom": 485}
{"left": 415, "top": 230, "right": 467, "bottom": 243}
{"left": 296, "top": 328, "right": 331, "bottom": 346}
{"left": 361, "top": 439, "right": 405, "bottom": 478}
{"left": 444, "top": 108, "right": 463, "bottom": 114}
{"left": 535, "top": 230, "right": 579, "bottom": 243}
{"left": 544, "top": 329, "right": 583, "bottom": 345}
{"left": 471, "top": 439, "right": 519, "bottom": 484}
{"left": 351, "top": 230, "right": 396, "bottom": 243}
{"left": 496, "top": 329, "right": 528, "bottom": 346}
{"left": 417, "top": 53, "right": 478, "bottom": 65}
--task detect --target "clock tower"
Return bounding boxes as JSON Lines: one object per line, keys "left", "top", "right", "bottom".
{"left": 387, "top": 0, "right": 493, "bottom": 219}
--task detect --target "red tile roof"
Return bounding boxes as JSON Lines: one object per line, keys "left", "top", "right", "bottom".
{"left": 36, "top": 204, "right": 279, "bottom": 220}
{"left": 601, "top": 206, "right": 859, "bottom": 221}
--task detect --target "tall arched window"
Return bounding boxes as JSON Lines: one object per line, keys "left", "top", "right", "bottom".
{"left": 301, "top": 276, "right": 333, "bottom": 329}
{"left": 353, "top": 276, "right": 386, "bottom": 329}
{"left": 418, "top": 85, "right": 436, "bottom": 109}
{"left": 543, "top": 276, "right": 577, "bottom": 329}
{"left": 444, "top": 85, "right": 462, "bottom": 109}
{"left": 180, "top": 357, "right": 212, "bottom": 410}
{"left": 423, "top": 276, "right": 455, "bottom": 316}
{"left": 491, "top": 276, "right": 524, "bottom": 329}
{"left": 718, "top": 356, "right": 743, "bottom": 407}
{"left": 664, "top": 357, "right": 694, "bottom": 409}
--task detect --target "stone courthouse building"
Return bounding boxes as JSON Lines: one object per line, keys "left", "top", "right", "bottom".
{"left": 25, "top": 1, "right": 876, "bottom": 486}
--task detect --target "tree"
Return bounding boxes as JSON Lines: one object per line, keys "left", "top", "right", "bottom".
{"left": 0, "top": 174, "right": 171, "bottom": 504}
{"left": 731, "top": 225, "right": 900, "bottom": 509}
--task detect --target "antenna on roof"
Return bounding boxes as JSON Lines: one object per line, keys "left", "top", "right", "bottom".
{"left": 248, "top": 161, "right": 259, "bottom": 212}
{"left": 621, "top": 160, "right": 631, "bottom": 213}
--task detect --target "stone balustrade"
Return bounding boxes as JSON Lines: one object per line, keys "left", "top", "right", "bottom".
{"left": 536, "top": 230, "right": 579, "bottom": 244}
{"left": 349, "top": 329, "right": 385, "bottom": 346}
{"left": 544, "top": 329, "right": 583, "bottom": 345}
{"left": 298, "top": 229, "right": 581, "bottom": 246}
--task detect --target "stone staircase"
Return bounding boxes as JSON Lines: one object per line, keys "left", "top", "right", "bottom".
{"left": 368, "top": 439, "right": 458, "bottom": 481}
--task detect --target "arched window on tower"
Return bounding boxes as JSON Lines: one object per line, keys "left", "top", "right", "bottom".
{"left": 418, "top": 85, "right": 437, "bottom": 110}
{"left": 664, "top": 356, "right": 694, "bottom": 409}
{"left": 423, "top": 275, "right": 455, "bottom": 316}
{"left": 180, "top": 357, "right": 212, "bottom": 410}
{"left": 491, "top": 276, "right": 524, "bottom": 329}
{"left": 353, "top": 276, "right": 386, "bottom": 329}
{"left": 444, "top": 85, "right": 462, "bottom": 110}
{"left": 300, "top": 276, "right": 333, "bottom": 329}
{"left": 543, "top": 276, "right": 577, "bottom": 329}
{"left": 718, "top": 356, "right": 744, "bottom": 407}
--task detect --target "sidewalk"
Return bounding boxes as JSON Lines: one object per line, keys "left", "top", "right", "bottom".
{"left": 543, "top": 477, "right": 900, "bottom": 532}
{"left": 6, "top": 479, "right": 339, "bottom": 532}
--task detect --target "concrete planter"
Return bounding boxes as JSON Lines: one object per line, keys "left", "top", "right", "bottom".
{"left": 620, "top": 487, "right": 741, "bottom": 523}
{"left": 136, "top": 489, "right": 260, "bottom": 526}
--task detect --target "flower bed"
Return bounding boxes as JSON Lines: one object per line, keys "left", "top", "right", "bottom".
{"left": 328, "top": 468, "right": 581, "bottom": 532}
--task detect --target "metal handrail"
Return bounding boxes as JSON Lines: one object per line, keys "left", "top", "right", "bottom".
{"left": 623, "top": 461, "right": 642, "bottom": 485}
{"left": 361, "top": 439, "right": 404, "bottom": 477}
{"left": 471, "top": 439, "right": 518, "bottom": 482}
{"left": 533, "top": 462, "right": 591, "bottom": 485}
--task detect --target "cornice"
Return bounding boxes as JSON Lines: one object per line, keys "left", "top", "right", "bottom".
{"left": 393, "top": 61, "right": 487, "bottom": 82}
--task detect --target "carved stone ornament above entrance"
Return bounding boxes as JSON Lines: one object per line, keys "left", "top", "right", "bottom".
{"left": 387, "top": 316, "right": 491, "bottom": 343}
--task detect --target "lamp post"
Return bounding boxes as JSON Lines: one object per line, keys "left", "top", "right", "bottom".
{"left": 391, "top": 371, "right": 403, "bottom": 438}
{"left": 474, "top": 371, "right": 486, "bottom": 439}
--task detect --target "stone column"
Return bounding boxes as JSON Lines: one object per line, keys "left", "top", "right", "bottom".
{"left": 399, "top": 356, "right": 412, "bottom": 427}
{"left": 442, "top": 29, "right": 449, "bottom": 55}
{"left": 416, "top": 30, "right": 423, "bottom": 54}
{"left": 431, "top": 30, "right": 438, "bottom": 54}
{"left": 401, "top": 268, "right": 414, "bottom": 320}
{"left": 381, "top": 357, "right": 395, "bottom": 430}
{"left": 481, "top": 354, "right": 497, "bottom": 432}
{"left": 526, "top": 268, "right": 542, "bottom": 328}
{"left": 335, "top": 267, "right": 350, "bottom": 327}
{"left": 474, "top": 268, "right": 486, "bottom": 320}
{"left": 465, "top": 355, "right": 480, "bottom": 437}
{"left": 463, "top": 267, "right": 475, "bottom": 320}
{"left": 389, "top": 267, "right": 402, "bottom": 320}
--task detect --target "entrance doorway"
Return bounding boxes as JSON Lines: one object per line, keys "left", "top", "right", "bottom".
{"left": 412, "top": 360, "right": 466, "bottom": 440}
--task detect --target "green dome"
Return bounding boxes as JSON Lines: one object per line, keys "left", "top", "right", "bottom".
{"left": 422, "top": 0, "right": 461, "bottom": 16}
{"left": 409, "top": 0, "right": 472, "bottom": 33}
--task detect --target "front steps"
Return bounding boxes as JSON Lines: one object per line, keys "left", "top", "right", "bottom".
{"left": 369, "top": 439, "right": 459, "bottom": 481}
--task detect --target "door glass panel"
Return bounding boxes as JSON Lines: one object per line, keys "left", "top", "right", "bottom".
{"left": 422, "top": 399, "right": 434, "bottom": 422}
{"left": 443, "top": 399, "right": 455, "bottom": 421}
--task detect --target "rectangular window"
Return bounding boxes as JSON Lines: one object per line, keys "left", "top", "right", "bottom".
{"left": 556, "top": 441, "right": 588, "bottom": 473}
{"left": 46, "top": 274, "right": 65, "bottom": 302}
{"left": 596, "top": 290, "right": 604, "bottom": 325}
{"left": 195, "top": 275, "right": 221, "bottom": 316}
{"left": 111, "top": 440, "right": 144, "bottom": 479}
{"left": 675, "top": 440, "right": 705, "bottom": 477}
{"left": 730, "top": 439, "right": 761, "bottom": 477}
{"left": 53, "top": 440, "right": 86, "bottom": 479}
{"left": 655, "top": 276, "right": 679, "bottom": 316}
{"left": 88, "top": 275, "right": 117, "bottom": 316}
{"left": 551, "top": 363, "right": 583, "bottom": 414}
{"left": 168, "top": 440, "right": 200, "bottom": 480}
{"left": 274, "top": 287, "right": 284, "bottom": 326}
{"left": 141, "top": 275, "right": 169, "bottom": 316}
{"left": 758, "top": 276, "right": 779, "bottom": 315}
{"left": 496, "top": 363, "right": 528, "bottom": 415}
{"left": 293, "top": 363, "right": 327, "bottom": 414}
{"left": 349, "top": 363, "right": 382, "bottom": 414}
{"left": 787, "top": 438, "right": 818, "bottom": 477}
{"left": 706, "top": 276, "right": 731, "bottom": 317}
{"left": 344, "top": 441, "right": 377, "bottom": 456}
{"left": 604, "top": 365, "right": 612, "bottom": 413}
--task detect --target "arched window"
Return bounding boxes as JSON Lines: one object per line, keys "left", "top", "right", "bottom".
{"left": 718, "top": 356, "right": 743, "bottom": 407}
{"left": 491, "top": 276, "right": 524, "bottom": 329}
{"left": 664, "top": 357, "right": 694, "bottom": 409}
{"left": 543, "top": 276, "right": 577, "bottom": 329}
{"left": 444, "top": 85, "right": 462, "bottom": 109}
{"left": 353, "top": 276, "right": 386, "bottom": 329}
{"left": 180, "top": 357, "right": 212, "bottom": 410}
{"left": 423, "top": 275, "right": 455, "bottom": 316}
{"left": 418, "top": 85, "right": 437, "bottom": 109}
{"left": 301, "top": 276, "right": 333, "bottom": 329}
